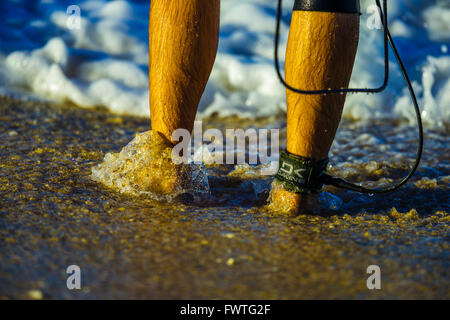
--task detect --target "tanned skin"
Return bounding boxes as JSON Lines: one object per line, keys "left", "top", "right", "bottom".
{"left": 149, "top": 0, "right": 220, "bottom": 144}
{"left": 148, "top": 2, "right": 359, "bottom": 214}
{"left": 269, "top": 11, "right": 360, "bottom": 214}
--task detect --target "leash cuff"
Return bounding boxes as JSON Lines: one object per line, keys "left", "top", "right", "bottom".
{"left": 275, "top": 150, "right": 328, "bottom": 194}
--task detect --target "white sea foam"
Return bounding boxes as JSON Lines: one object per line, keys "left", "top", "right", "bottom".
{"left": 0, "top": 0, "right": 449, "bottom": 127}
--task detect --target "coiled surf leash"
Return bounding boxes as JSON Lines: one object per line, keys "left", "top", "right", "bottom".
{"left": 274, "top": 0, "right": 424, "bottom": 194}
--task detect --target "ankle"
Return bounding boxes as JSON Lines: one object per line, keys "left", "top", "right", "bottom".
{"left": 268, "top": 180, "right": 320, "bottom": 215}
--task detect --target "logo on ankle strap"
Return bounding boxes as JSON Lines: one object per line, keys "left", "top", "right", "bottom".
{"left": 275, "top": 151, "right": 328, "bottom": 194}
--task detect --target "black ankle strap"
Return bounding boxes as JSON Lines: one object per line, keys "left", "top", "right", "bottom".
{"left": 275, "top": 150, "right": 329, "bottom": 194}
{"left": 293, "top": 0, "right": 360, "bottom": 14}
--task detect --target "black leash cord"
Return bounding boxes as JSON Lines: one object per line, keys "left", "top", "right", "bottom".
{"left": 275, "top": 0, "right": 389, "bottom": 94}
{"left": 274, "top": 0, "right": 424, "bottom": 194}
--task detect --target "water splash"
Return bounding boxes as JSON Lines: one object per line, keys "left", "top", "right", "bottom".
{"left": 91, "top": 131, "right": 210, "bottom": 201}
{"left": 318, "top": 192, "right": 344, "bottom": 211}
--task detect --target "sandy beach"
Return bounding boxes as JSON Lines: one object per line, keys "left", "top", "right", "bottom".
{"left": 0, "top": 96, "right": 448, "bottom": 299}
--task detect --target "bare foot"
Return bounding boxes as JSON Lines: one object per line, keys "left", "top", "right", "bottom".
{"left": 137, "top": 131, "right": 191, "bottom": 195}
{"left": 267, "top": 179, "right": 320, "bottom": 216}
{"left": 91, "top": 130, "right": 209, "bottom": 199}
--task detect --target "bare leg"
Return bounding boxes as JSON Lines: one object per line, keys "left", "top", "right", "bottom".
{"left": 270, "top": 10, "right": 360, "bottom": 214}
{"left": 149, "top": 0, "right": 220, "bottom": 143}
{"left": 142, "top": 0, "right": 220, "bottom": 195}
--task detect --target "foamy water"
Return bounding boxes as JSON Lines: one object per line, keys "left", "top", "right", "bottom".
{"left": 0, "top": 0, "right": 449, "bottom": 127}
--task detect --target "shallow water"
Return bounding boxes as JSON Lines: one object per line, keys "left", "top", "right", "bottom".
{"left": 0, "top": 96, "right": 448, "bottom": 299}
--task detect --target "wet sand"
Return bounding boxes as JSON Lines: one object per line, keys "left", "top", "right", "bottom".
{"left": 0, "top": 96, "right": 448, "bottom": 299}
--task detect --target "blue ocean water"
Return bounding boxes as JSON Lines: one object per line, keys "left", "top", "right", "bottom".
{"left": 0, "top": 0, "right": 449, "bottom": 127}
